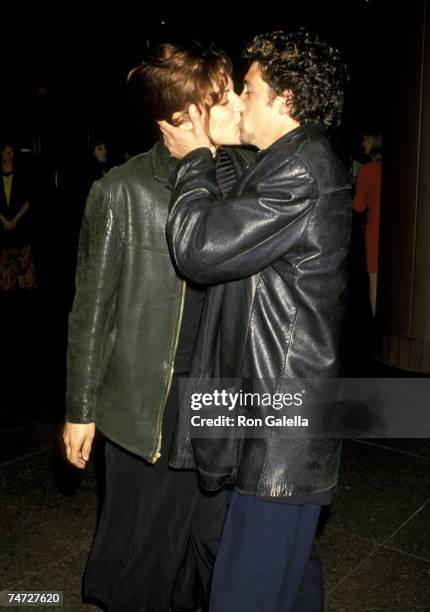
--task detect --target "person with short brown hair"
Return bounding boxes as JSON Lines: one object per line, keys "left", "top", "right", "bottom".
{"left": 63, "top": 42, "right": 252, "bottom": 611}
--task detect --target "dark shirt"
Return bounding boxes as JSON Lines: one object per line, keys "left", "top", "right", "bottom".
{"left": 174, "top": 148, "right": 239, "bottom": 375}
{"left": 174, "top": 281, "right": 206, "bottom": 375}
{"left": 215, "top": 148, "right": 238, "bottom": 196}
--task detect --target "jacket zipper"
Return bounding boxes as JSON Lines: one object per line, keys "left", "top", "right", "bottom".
{"left": 150, "top": 280, "right": 186, "bottom": 463}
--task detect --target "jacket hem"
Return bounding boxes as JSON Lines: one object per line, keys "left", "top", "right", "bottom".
{"left": 96, "top": 424, "right": 156, "bottom": 464}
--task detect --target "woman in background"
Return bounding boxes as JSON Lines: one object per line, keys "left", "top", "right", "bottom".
{"left": 0, "top": 141, "right": 37, "bottom": 292}
{"left": 352, "top": 131, "right": 382, "bottom": 316}
{"left": 0, "top": 141, "right": 39, "bottom": 423}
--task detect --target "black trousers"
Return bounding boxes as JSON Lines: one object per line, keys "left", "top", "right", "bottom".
{"left": 84, "top": 376, "right": 228, "bottom": 612}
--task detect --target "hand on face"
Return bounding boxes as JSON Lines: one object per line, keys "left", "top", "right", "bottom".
{"left": 158, "top": 105, "right": 212, "bottom": 159}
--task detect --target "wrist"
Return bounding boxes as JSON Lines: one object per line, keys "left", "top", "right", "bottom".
{"left": 183, "top": 147, "right": 214, "bottom": 162}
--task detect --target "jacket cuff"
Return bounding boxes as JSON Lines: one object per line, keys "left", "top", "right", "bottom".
{"left": 65, "top": 400, "right": 96, "bottom": 424}
{"left": 181, "top": 147, "right": 213, "bottom": 163}
{"left": 168, "top": 147, "right": 213, "bottom": 190}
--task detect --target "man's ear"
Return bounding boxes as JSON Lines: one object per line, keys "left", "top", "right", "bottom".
{"left": 278, "top": 90, "right": 294, "bottom": 117}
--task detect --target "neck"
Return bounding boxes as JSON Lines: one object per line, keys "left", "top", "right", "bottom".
{"left": 272, "top": 119, "right": 300, "bottom": 146}
{"left": 259, "top": 119, "right": 300, "bottom": 150}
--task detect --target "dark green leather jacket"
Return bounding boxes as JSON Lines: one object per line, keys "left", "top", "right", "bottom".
{"left": 65, "top": 141, "right": 254, "bottom": 463}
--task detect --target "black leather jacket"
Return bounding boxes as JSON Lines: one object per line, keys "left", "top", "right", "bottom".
{"left": 65, "top": 141, "right": 254, "bottom": 463}
{"left": 167, "top": 125, "right": 351, "bottom": 496}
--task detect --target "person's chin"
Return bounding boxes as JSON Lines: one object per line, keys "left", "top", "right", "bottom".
{"left": 239, "top": 127, "right": 249, "bottom": 145}
{"left": 239, "top": 128, "right": 258, "bottom": 147}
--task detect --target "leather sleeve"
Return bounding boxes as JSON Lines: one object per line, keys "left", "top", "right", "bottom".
{"left": 167, "top": 148, "right": 318, "bottom": 284}
{"left": 65, "top": 181, "right": 124, "bottom": 423}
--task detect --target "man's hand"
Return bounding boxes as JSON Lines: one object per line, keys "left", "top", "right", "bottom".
{"left": 63, "top": 422, "right": 96, "bottom": 469}
{"left": 158, "top": 104, "right": 212, "bottom": 159}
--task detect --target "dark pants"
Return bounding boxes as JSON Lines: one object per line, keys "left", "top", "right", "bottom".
{"left": 84, "top": 377, "right": 228, "bottom": 612}
{"left": 209, "top": 492, "right": 324, "bottom": 612}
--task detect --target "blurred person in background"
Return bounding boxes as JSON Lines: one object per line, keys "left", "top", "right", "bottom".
{"left": 352, "top": 130, "right": 382, "bottom": 316}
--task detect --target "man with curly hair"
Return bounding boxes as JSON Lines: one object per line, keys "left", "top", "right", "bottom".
{"left": 161, "top": 30, "right": 351, "bottom": 611}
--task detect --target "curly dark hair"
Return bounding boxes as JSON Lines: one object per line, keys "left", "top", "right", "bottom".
{"left": 243, "top": 29, "right": 348, "bottom": 128}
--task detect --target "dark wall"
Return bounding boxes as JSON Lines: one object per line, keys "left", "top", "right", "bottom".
{"left": 378, "top": 0, "right": 430, "bottom": 370}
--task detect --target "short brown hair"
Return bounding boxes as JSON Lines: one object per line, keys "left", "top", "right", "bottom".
{"left": 128, "top": 43, "right": 232, "bottom": 125}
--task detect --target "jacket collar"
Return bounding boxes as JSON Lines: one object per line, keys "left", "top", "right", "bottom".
{"left": 152, "top": 140, "right": 179, "bottom": 184}
{"left": 221, "top": 146, "right": 255, "bottom": 175}
{"left": 152, "top": 140, "right": 254, "bottom": 185}
{"left": 259, "top": 124, "right": 327, "bottom": 158}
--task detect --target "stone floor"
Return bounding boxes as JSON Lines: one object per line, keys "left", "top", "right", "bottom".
{"left": 1, "top": 416, "right": 429, "bottom": 611}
